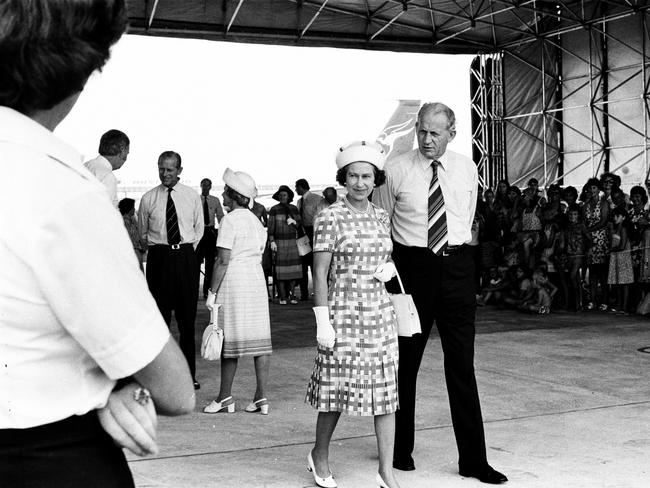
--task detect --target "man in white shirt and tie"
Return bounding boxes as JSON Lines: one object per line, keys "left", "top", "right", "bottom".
{"left": 373, "top": 102, "right": 507, "bottom": 484}
{"left": 196, "top": 178, "right": 224, "bottom": 298}
{"left": 84, "top": 129, "right": 129, "bottom": 208}
{"left": 138, "top": 151, "right": 204, "bottom": 390}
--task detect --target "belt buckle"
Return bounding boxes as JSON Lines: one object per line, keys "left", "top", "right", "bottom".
{"left": 171, "top": 244, "right": 181, "bottom": 250}
{"left": 442, "top": 245, "right": 457, "bottom": 257}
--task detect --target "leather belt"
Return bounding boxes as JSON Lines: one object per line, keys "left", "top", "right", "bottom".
{"left": 442, "top": 244, "right": 468, "bottom": 256}
{"left": 154, "top": 243, "right": 191, "bottom": 250}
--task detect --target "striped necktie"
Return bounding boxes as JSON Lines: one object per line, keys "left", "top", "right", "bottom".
{"left": 427, "top": 161, "right": 447, "bottom": 255}
{"left": 166, "top": 188, "right": 181, "bottom": 245}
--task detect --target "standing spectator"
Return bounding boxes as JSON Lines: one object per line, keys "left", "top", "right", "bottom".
{"left": 607, "top": 207, "right": 634, "bottom": 313}
{"left": 196, "top": 178, "right": 225, "bottom": 298}
{"left": 204, "top": 169, "right": 272, "bottom": 415}
{"left": 373, "top": 102, "right": 507, "bottom": 484}
{"left": 561, "top": 204, "right": 589, "bottom": 311}
{"left": 518, "top": 195, "right": 542, "bottom": 269}
{"left": 0, "top": 2, "right": 194, "bottom": 486}
{"left": 562, "top": 186, "right": 579, "bottom": 209}
{"left": 629, "top": 186, "right": 650, "bottom": 285}
{"left": 251, "top": 199, "right": 269, "bottom": 226}
{"left": 494, "top": 179, "right": 510, "bottom": 207}
{"left": 541, "top": 184, "right": 563, "bottom": 226}
{"left": 522, "top": 177, "right": 541, "bottom": 202}
{"left": 251, "top": 198, "right": 273, "bottom": 289}
{"left": 317, "top": 186, "right": 338, "bottom": 213}
{"left": 268, "top": 185, "right": 302, "bottom": 304}
{"left": 296, "top": 179, "right": 324, "bottom": 301}
{"left": 582, "top": 177, "right": 610, "bottom": 311}
{"left": 118, "top": 198, "right": 147, "bottom": 270}
{"left": 138, "top": 151, "right": 203, "bottom": 389}
{"left": 84, "top": 129, "right": 130, "bottom": 208}
{"left": 306, "top": 141, "right": 399, "bottom": 488}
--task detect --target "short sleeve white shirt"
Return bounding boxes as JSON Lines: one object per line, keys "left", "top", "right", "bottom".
{"left": 0, "top": 107, "right": 170, "bottom": 428}
{"left": 84, "top": 155, "right": 118, "bottom": 208}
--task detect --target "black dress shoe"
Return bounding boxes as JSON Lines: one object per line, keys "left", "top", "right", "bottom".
{"left": 193, "top": 380, "right": 201, "bottom": 390}
{"left": 392, "top": 457, "right": 415, "bottom": 471}
{"left": 459, "top": 465, "right": 508, "bottom": 484}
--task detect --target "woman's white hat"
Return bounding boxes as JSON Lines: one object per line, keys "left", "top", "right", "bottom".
{"left": 222, "top": 167, "right": 258, "bottom": 208}
{"left": 335, "top": 140, "right": 386, "bottom": 170}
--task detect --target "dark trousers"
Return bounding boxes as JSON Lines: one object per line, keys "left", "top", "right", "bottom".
{"left": 299, "top": 226, "right": 314, "bottom": 299}
{"left": 195, "top": 226, "right": 217, "bottom": 296}
{"left": 0, "top": 413, "right": 134, "bottom": 488}
{"left": 146, "top": 244, "right": 199, "bottom": 378}
{"left": 390, "top": 241, "right": 487, "bottom": 470}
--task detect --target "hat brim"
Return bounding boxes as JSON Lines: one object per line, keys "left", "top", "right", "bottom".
{"left": 272, "top": 186, "right": 294, "bottom": 202}
{"left": 223, "top": 168, "right": 257, "bottom": 208}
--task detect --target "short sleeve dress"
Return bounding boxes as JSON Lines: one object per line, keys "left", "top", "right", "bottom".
{"left": 216, "top": 208, "right": 272, "bottom": 358}
{"left": 305, "top": 199, "right": 399, "bottom": 417}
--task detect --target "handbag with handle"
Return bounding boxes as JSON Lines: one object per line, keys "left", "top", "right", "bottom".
{"left": 201, "top": 304, "right": 224, "bottom": 360}
{"left": 389, "top": 271, "right": 422, "bottom": 337}
{"left": 296, "top": 234, "right": 312, "bottom": 256}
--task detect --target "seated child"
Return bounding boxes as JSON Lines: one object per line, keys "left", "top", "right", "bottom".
{"left": 477, "top": 266, "right": 508, "bottom": 306}
{"left": 501, "top": 265, "right": 533, "bottom": 308}
{"left": 519, "top": 267, "right": 558, "bottom": 314}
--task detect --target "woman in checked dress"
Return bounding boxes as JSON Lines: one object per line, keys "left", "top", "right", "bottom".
{"left": 305, "top": 141, "right": 401, "bottom": 488}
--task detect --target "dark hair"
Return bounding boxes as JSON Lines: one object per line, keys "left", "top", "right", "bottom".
{"left": 527, "top": 178, "right": 539, "bottom": 186}
{"left": 98, "top": 129, "right": 129, "bottom": 156}
{"left": 630, "top": 185, "right": 648, "bottom": 204}
{"left": 224, "top": 186, "right": 250, "bottom": 208}
{"left": 562, "top": 186, "right": 578, "bottom": 200}
{"left": 0, "top": 0, "right": 127, "bottom": 114}
{"left": 118, "top": 197, "right": 135, "bottom": 215}
{"left": 201, "top": 178, "right": 212, "bottom": 185}
{"left": 295, "top": 178, "right": 310, "bottom": 190}
{"left": 335, "top": 165, "right": 386, "bottom": 187}
{"left": 600, "top": 172, "right": 621, "bottom": 188}
{"left": 612, "top": 206, "right": 628, "bottom": 219}
{"left": 158, "top": 151, "right": 181, "bottom": 169}
{"left": 583, "top": 177, "right": 602, "bottom": 194}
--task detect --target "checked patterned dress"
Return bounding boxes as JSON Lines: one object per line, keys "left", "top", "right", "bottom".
{"left": 306, "top": 199, "right": 399, "bottom": 416}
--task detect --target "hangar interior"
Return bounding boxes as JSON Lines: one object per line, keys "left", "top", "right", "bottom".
{"left": 127, "top": 0, "right": 650, "bottom": 190}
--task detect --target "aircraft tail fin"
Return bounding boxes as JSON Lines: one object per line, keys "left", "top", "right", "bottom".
{"left": 376, "top": 99, "right": 420, "bottom": 160}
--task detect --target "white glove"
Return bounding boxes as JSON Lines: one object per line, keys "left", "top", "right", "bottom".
{"left": 313, "top": 306, "right": 335, "bottom": 348}
{"left": 270, "top": 241, "right": 278, "bottom": 252}
{"left": 373, "top": 261, "right": 397, "bottom": 282}
{"left": 286, "top": 217, "right": 297, "bottom": 226}
{"left": 206, "top": 290, "right": 217, "bottom": 311}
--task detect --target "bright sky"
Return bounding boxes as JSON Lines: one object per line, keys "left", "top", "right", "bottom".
{"left": 55, "top": 34, "right": 473, "bottom": 189}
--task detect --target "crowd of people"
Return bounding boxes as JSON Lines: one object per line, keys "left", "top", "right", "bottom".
{"left": 473, "top": 174, "right": 650, "bottom": 316}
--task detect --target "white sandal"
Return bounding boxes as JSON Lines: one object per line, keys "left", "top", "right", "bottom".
{"left": 244, "top": 398, "right": 269, "bottom": 415}
{"left": 203, "top": 396, "right": 235, "bottom": 414}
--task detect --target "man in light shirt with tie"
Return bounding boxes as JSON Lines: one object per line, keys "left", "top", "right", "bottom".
{"left": 373, "top": 102, "right": 507, "bottom": 484}
{"left": 84, "top": 129, "right": 129, "bottom": 208}
{"left": 295, "top": 178, "right": 325, "bottom": 301}
{"left": 139, "top": 151, "right": 204, "bottom": 390}
{"left": 196, "top": 178, "right": 225, "bottom": 298}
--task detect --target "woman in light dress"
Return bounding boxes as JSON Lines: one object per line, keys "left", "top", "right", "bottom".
{"left": 305, "top": 141, "right": 401, "bottom": 488}
{"left": 204, "top": 168, "right": 272, "bottom": 415}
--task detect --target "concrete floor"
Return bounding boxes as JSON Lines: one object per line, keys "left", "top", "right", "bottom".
{"left": 127, "top": 301, "right": 650, "bottom": 488}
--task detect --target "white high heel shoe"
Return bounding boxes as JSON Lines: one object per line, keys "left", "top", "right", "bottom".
{"left": 244, "top": 398, "right": 269, "bottom": 415}
{"left": 307, "top": 450, "right": 337, "bottom": 488}
{"left": 203, "top": 396, "right": 235, "bottom": 414}
{"left": 376, "top": 473, "right": 389, "bottom": 488}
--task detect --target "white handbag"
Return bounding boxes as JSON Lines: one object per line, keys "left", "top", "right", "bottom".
{"left": 389, "top": 271, "right": 422, "bottom": 337}
{"left": 201, "top": 304, "right": 224, "bottom": 360}
{"left": 296, "top": 235, "right": 312, "bottom": 256}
